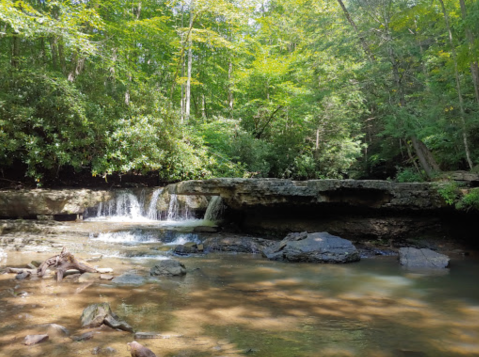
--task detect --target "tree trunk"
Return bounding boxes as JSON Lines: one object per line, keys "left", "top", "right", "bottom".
{"left": 387, "top": 27, "right": 440, "bottom": 176}
{"left": 336, "top": 0, "right": 375, "bottom": 62}
{"left": 37, "top": 247, "right": 97, "bottom": 282}
{"left": 50, "top": 37, "right": 58, "bottom": 70}
{"left": 459, "top": 0, "right": 479, "bottom": 104}
{"left": 185, "top": 9, "right": 193, "bottom": 120}
{"left": 11, "top": 33, "right": 19, "bottom": 68}
{"left": 439, "top": 0, "right": 474, "bottom": 170}
{"left": 228, "top": 61, "right": 234, "bottom": 114}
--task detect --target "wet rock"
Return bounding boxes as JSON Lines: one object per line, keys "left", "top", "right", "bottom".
{"left": 112, "top": 273, "right": 145, "bottom": 285}
{"left": 203, "top": 236, "right": 274, "bottom": 253}
{"left": 80, "top": 302, "right": 133, "bottom": 332}
{"left": 92, "top": 346, "right": 117, "bottom": 355}
{"left": 100, "top": 274, "right": 114, "bottom": 280}
{"left": 134, "top": 332, "right": 183, "bottom": 339}
{"left": 134, "top": 332, "right": 164, "bottom": 339}
{"left": 193, "top": 226, "right": 219, "bottom": 233}
{"left": 78, "top": 273, "right": 98, "bottom": 283}
{"left": 104, "top": 314, "right": 134, "bottom": 332}
{"left": 15, "top": 271, "right": 31, "bottom": 280}
{"left": 127, "top": 341, "right": 157, "bottom": 357}
{"left": 30, "top": 260, "right": 42, "bottom": 267}
{"left": 174, "top": 243, "right": 198, "bottom": 255}
{"left": 150, "top": 259, "right": 186, "bottom": 276}
{"left": 399, "top": 247, "right": 450, "bottom": 269}
{"left": 262, "top": 232, "right": 360, "bottom": 263}
{"left": 24, "top": 334, "right": 49, "bottom": 345}
{"left": 71, "top": 331, "right": 95, "bottom": 341}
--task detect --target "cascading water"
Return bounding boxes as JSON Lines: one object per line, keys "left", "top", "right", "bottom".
{"left": 147, "top": 188, "right": 163, "bottom": 220}
{"left": 85, "top": 188, "right": 202, "bottom": 223}
{"left": 204, "top": 196, "right": 224, "bottom": 222}
{"left": 167, "top": 194, "right": 180, "bottom": 221}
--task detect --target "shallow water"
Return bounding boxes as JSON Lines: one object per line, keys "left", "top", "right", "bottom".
{"left": 1, "top": 224, "right": 479, "bottom": 357}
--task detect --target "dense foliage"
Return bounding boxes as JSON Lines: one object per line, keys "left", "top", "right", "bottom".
{"left": 1, "top": 0, "right": 479, "bottom": 185}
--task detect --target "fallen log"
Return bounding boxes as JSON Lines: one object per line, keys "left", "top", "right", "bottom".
{"left": 37, "top": 247, "right": 97, "bottom": 282}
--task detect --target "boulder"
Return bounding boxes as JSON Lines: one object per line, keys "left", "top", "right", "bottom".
{"left": 80, "top": 302, "right": 133, "bottom": 332}
{"left": 262, "top": 232, "right": 360, "bottom": 263}
{"left": 399, "top": 247, "right": 450, "bottom": 269}
{"left": 150, "top": 259, "right": 186, "bottom": 276}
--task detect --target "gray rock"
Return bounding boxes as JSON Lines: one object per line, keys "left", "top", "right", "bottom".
{"left": 262, "top": 232, "right": 360, "bottom": 263}
{"left": 15, "top": 271, "right": 31, "bottom": 280}
{"left": 150, "top": 259, "right": 186, "bottom": 276}
{"left": 71, "top": 331, "right": 95, "bottom": 341}
{"left": 399, "top": 247, "right": 450, "bottom": 269}
{"left": 24, "top": 334, "right": 49, "bottom": 345}
{"left": 203, "top": 236, "right": 273, "bottom": 253}
{"left": 112, "top": 273, "right": 145, "bottom": 285}
{"left": 174, "top": 243, "right": 198, "bottom": 255}
{"left": 80, "top": 302, "right": 133, "bottom": 332}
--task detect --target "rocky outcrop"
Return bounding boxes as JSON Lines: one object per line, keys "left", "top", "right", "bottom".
{"left": 262, "top": 232, "right": 360, "bottom": 263}
{"left": 399, "top": 247, "right": 450, "bottom": 269}
{"left": 169, "top": 179, "right": 473, "bottom": 240}
{"left": 170, "top": 179, "right": 446, "bottom": 210}
{"left": 0, "top": 189, "right": 115, "bottom": 219}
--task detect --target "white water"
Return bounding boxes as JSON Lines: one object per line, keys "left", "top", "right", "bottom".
{"left": 147, "top": 188, "right": 163, "bottom": 220}
{"left": 204, "top": 196, "right": 224, "bottom": 222}
{"left": 89, "top": 231, "right": 159, "bottom": 244}
{"left": 163, "top": 234, "right": 201, "bottom": 246}
{"left": 167, "top": 194, "right": 179, "bottom": 221}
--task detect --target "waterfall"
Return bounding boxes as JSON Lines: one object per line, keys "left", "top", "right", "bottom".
{"left": 204, "top": 196, "right": 224, "bottom": 222}
{"left": 146, "top": 188, "right": 163, "bottom": 220}
{"left": 167, "top": 194, "right": 179, "bottom": 221}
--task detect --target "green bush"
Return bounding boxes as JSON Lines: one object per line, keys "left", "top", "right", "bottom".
{"left": 396, "top": 168, "right": 424, "bottom": 183}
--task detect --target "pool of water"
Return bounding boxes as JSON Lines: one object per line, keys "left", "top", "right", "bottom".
{"left": 1, "top": 224, "right": 479, "bottom": 357}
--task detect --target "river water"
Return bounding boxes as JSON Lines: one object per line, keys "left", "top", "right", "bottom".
{"left": 1, "top": 200, "right": 479, "bottom": 356}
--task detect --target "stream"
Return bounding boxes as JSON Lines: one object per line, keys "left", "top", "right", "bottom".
{"left": 1, "top": 191, "right": 479, "bottom": 357}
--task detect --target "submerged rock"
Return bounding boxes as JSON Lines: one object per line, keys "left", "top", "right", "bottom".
{"left": 92, "top": 346, "right": 117, "bottom": 355}
{"left": 399, "top": 247, "right": 450, "bottom": 269}
{"left": 80, "top": 302, "right": 133, "bottom": 332}
{"left": 262, "top": 232, "right": 360, "bottom": 263}
{"left": 150, "top": 259, "right": 186, "bottom": 276}
{"left": 24, "top": 334, "right": 49, "bottom": 345}
{"left": 112, "top": 273, "right": 146, "bottom": 285}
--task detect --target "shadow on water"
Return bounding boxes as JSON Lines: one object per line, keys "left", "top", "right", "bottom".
{"left": 2, "top": 251, "right": 479, "bottom": 357}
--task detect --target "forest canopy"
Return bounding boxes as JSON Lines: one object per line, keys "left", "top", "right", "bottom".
{"left": 1, "top": 0, "right": 479, "bottom": 186}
